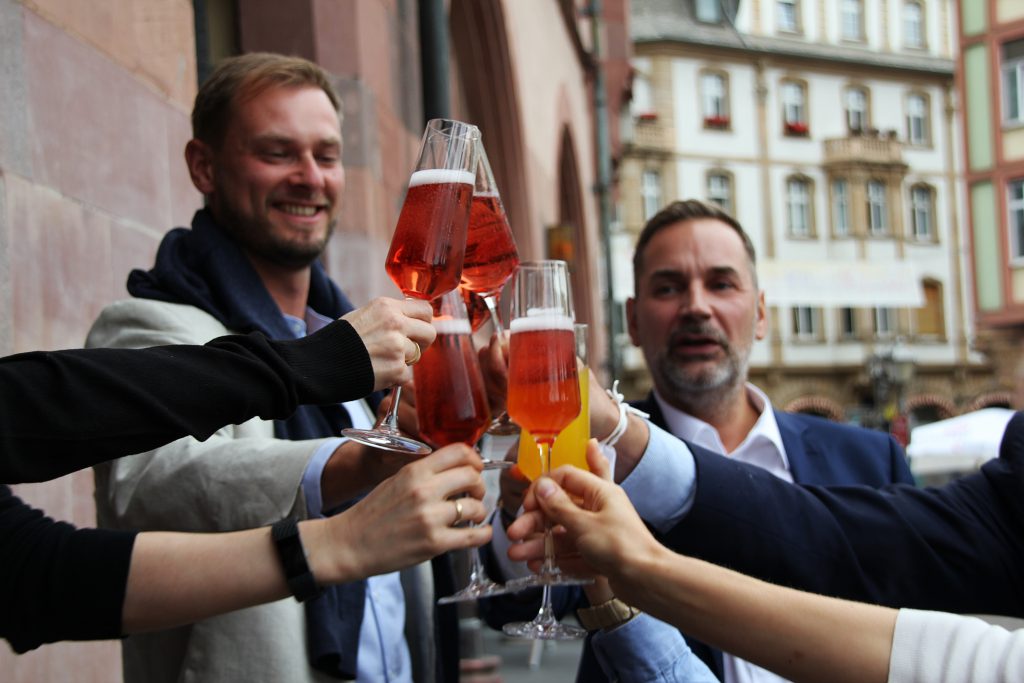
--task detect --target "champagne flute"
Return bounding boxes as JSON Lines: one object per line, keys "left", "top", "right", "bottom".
{"left": 412, "top": 289, "right": 513, "bottom": 603}
{"left": 501, "top": 260, "right": 589, "bottom": 641}
{"left": 343, "top": 119, "right": 480, "bottom": 454}
{"left": 460, "top": 146, "right": 521, "bottom": 436}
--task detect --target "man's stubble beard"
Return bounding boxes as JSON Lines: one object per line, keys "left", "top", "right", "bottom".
{"left": 216, "top": 203, "right": 336, "bottom": 269}
{"left": 652, "top": 325, "right": 754, "bottom": 414}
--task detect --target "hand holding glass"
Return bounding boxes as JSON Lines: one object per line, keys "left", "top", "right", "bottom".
{"left": 501, "top": 260, "right": 589, "bottom": 640}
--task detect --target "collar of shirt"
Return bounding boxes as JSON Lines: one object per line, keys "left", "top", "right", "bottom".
{"left": 282, "top": 307, "right": 333, "bottom": 339}
{"left": 652, "top": 385, "right": 791, "bottom": 478}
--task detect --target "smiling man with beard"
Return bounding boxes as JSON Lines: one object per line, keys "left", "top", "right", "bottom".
{"left": 85, "top": 53, "right": 461, "bottom": 683}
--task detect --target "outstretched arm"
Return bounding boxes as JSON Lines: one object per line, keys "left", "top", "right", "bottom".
{"left": 3, "top": 444, "right": 489, "bottom": 652}
{"left": 506, "top": 441, "right": 896, "bottom": 683}
{"left": 1, "top": 297, "right": 434, "bottom": 484}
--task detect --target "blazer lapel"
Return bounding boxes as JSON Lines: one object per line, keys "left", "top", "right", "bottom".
{"left": 776, "top": 410, "right": 832, "bottom": 485}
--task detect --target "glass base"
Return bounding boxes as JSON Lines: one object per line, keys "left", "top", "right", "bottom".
{"left": 341, "top": 426, "right": 431, "bottom": 455}
{"left": 437, "top": 579, "right": 511, "bottom": 604}
{"left": 480, "top": 458, "right": 514, "bottom": 471}
{"left": 502, "top": 617, "right": 587, "bottom": 640}
{"left": 503, "top": 571, "right": 594, "bottom": 591}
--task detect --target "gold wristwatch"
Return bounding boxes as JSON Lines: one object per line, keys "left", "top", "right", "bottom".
{"left": 576, "top": 598, "right": 641, "bottom": 631}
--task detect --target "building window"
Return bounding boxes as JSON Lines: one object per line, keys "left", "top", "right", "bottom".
{"left": 867, "top": 180, "right": 888, "bottom": 235}
{"left": 707, "top": 171, "right": 734, "bottom": 214}
{"left": 631, "top": 58, "right": 655, "bottom": 120}
{"left": 641, "top": 169, "right": 663, "bottom": 221}
{"left": 845, "top": 86, "right": 869, "bottom": 133}
{"left": 903, "top": 1, "right": 925, "bottom": 49}
{"left": 778, "top": 0, "right": 800, "bottom": 33}
{"left": 787, "top": 176, "right": 814, "bottom": 237}
{"left": 874, "top": 307, "right": 896, "bottom": 337}
{"left": 915, "top": 280, "right": 944, "bottom": 337}
{"left": 910, "top": 184, "right": 935, "bottom": 241}
{"left": 781, "top": 80, "right": 809, "bottom": 136}
{"left": 906, "top": 93, "right": 930, "bottom": 145}
{"left": 1002, "top": 40, "right": 1024, "bottom": 125}
{"left": 1008, "top": 178, "right": 1024, "bottom": 262}
{"left": 695, "top": 0, "right": 722, "bottom": 23}
{"left": 832, "top": 179, "right": 851, "bottom": 236}
{"left": 839, "top": 307, "right": 857, "bottom": 338}
{"left": 840, "top": 0, "right": 864, "bottom": 42}
{"left": 701, "top": 71, "right": 730, "bottom": 129}
{"left": 792, "top": 306, "right": 819, "bottom": 339}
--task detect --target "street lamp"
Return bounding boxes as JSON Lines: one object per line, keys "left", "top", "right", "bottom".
{"left": 866, "top": 345, "right": 915, "bottom": 435}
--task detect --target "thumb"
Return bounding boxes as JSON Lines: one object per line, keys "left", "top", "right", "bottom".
{"left": 534, "top": 477, "right": 583, "bottom": 530}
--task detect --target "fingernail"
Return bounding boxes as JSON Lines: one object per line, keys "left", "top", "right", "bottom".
{"left": 536, "top": 478, "right": 556, "bottom": 499}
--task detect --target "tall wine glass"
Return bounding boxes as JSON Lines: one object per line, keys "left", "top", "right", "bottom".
{"left": 412, "top": 289, "right": 513, "bottom": 603}
{"left": 501, "top": 260, "right": 588, "bottom": 640}
{"left": 461, "top": 146, "right": 521, "bottom": 436}
{"left": 343, "top": 119, "right": 480, "bottom": 454}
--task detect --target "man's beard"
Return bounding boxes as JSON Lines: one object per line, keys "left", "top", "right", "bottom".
{"left": 652, "top": 321, "right": 751, "bottom": 405}
{"left": 215, "top": 202, "right": 335, "bottom": 269}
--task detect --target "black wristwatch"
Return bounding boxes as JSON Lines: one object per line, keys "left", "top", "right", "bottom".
{"left": 271, "top": 517, "right": 324, "bottom": 603}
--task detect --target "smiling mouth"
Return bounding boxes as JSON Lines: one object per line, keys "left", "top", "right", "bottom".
{"left": 277, "top": 203, "right": 322, "bottom": 217}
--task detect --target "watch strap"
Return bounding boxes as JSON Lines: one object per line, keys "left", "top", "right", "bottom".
{"left": 576, "top": 597, "right": 641, "bottom": 631}
{"left": 271, "top": 516, "right": 323, "bottom": 603}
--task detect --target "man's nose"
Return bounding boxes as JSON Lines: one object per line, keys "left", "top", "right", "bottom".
{"left": 679, "top": 284, "right": 712, "bottom": 318}
{"left": 291, "top": 154, "right": 325, "bottom": 188}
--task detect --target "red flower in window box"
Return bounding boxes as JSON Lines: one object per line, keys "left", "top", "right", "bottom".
{"left": 636, "top": 112, "right": 658, "bottom": 122}
{"left": 704, "top": 114, "right": 730, "bottom": 129}
{"left": 784, "top": 121, "right": 809, "bottom": 136}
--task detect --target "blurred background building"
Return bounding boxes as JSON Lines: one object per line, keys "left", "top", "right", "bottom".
{"left": 958, "top": 0, "right": 1024, "bottom": 405}
{"left": 616, "top": 0, "right": 1007, "bottom": 432}
{"left": 0, "top": 0, "right": 630, "bottom": 679}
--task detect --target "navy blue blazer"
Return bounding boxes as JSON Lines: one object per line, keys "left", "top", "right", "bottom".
{"left": 481, "top": 393, "right": 914, "bottom": 681}
{"left": 666, "top": 410, "right": 1024, "bottom": 615}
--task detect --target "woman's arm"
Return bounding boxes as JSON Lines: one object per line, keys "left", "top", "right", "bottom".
{"left": 4, "top": 444, "right": 489, "bottom": 651}
{"left": 1, "top": 298, "right": 434, "bottom": 484}
{"left": 506, "top": 443, "right": 897, "bottom": 683}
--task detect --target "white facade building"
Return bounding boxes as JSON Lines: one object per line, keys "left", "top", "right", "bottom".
{"left": 618, "top": 0, "right": 993, "bottom": 425}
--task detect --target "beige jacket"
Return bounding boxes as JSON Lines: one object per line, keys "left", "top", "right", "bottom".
{"left": 87, "top": 298, "right": 435, "bottom": 683}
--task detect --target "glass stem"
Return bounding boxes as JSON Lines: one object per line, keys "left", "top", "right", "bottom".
{"left": 483, "top": 293, "right": 504, "bottom": 335}
{"left": 538, "top": 440, "right": 558, "bottom": 577}
{"left": 468, "top": 538, "right": 486, "bottom": 583}
{"left": 376, "top": 384, "right": 403, "bottom": 432}
{"left": 536, "top": 584, "right": 557, "bottom": 624}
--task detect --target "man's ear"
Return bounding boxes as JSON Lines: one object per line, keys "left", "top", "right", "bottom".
{"left": 184, "top": 139, "right": 215, "bottom": 195}
{"left": 754, "top": 289, "right": 768, "bottom": 341}
{"left": 626, "top": 297, "right": 640, "bottom": 347}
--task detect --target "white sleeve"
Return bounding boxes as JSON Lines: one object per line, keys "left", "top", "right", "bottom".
{"left": 888, "top": 608, "right": 1024, "bottom": 683}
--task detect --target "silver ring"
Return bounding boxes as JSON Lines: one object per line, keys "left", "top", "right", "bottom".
{"left": 451, "top": 499, "right": 464, "bottom": 526}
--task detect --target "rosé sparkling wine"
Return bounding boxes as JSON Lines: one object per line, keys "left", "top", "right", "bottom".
{"left": 460, "top": 287, "right": 491, "bottom": 333}
{"left": 386, "top": 168, "right": 475, "bottom": 300}
{"left": 461, "top": 192, "right": 520, "bottom": 296}
{"left": 507, "top": 313, "right": 580, "bottom": 444}
{"left": 413, "top": 317, "right": 491, "bottom": 449}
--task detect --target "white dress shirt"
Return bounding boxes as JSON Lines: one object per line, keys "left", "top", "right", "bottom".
{"left": 647, "top": 386, "right": 794, "bottom": 683}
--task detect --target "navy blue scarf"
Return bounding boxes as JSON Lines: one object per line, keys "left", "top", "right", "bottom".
{"left": 128, "top": 209, "right": 367, "bottom": 679}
